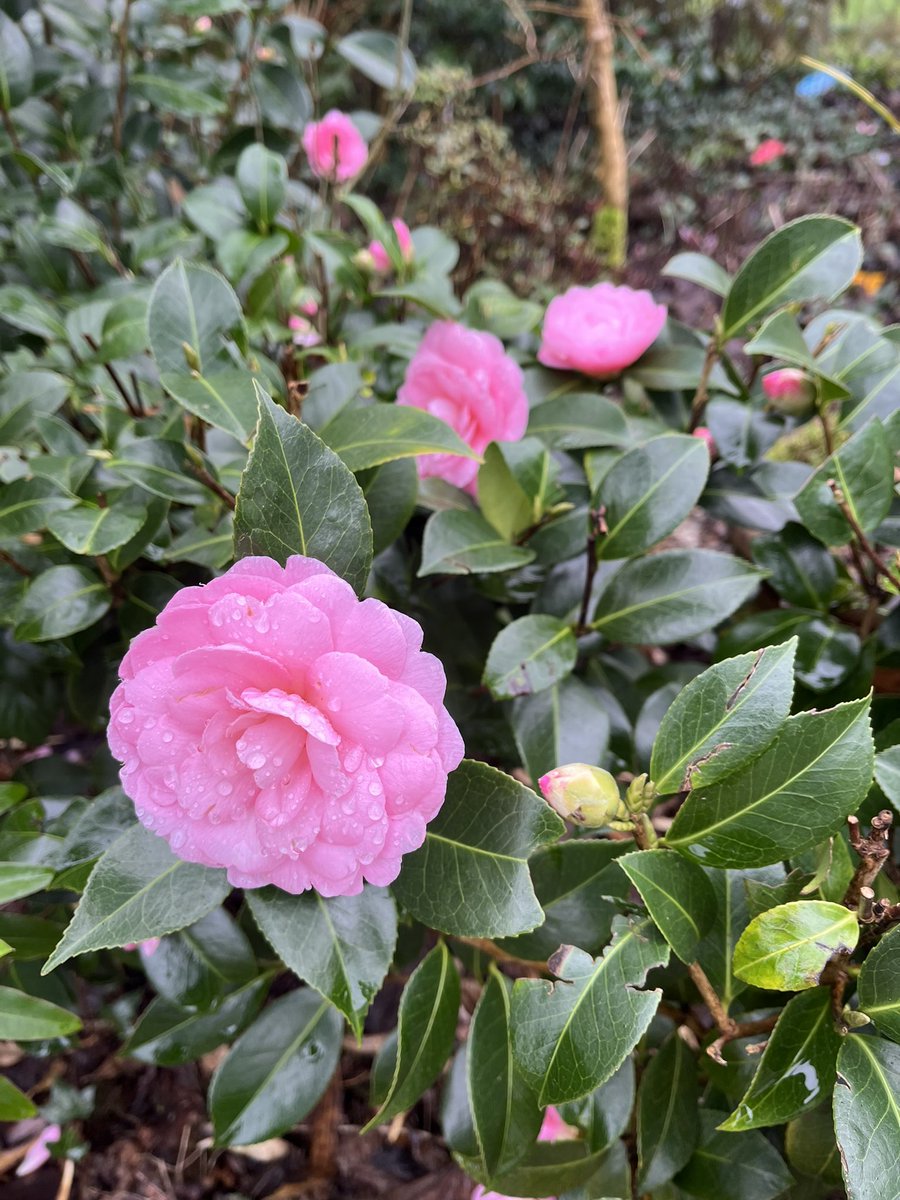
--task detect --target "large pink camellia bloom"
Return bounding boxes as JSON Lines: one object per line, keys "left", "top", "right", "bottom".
{"left": 537, "top": 283, "right": 667, "bottom": 378}
{"left": 470, "top": 1108, "right": 575, "bottom": 1200}
{"left": 302, "top": 110, "right": 368, "bottom": 182}
{"left": 397, "top": 321, "right": 528, "bottom": 494}
{"left": 107, "top": 556, "right": 464, "bottom": 897}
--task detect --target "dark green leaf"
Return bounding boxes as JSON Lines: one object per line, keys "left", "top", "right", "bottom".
{"left": 252, "top": 64, "right": 312, "bottom": 130}
{"left": 874, "top": 748, "right": 900, "bottom": 806}
{"left": 320, "top": 402, "right": 476, "bottom": 471}
{"left": 233, "top": 387, "right": 373, "bottom": 595}
{"left": 148, "top": 259, "right": 244, "bottom": 375}
{"left": 650, "top": 639, "right": 797, "bottom": 795}
{"left": 236, "top": 143, "right": 287, "bottom": 229}
{"left": 558, "top": 1059, "right": 635, "bottom": 1151}
{"left": 834, "top": 1034, "right": 900, "bottom": 1200}
{"left": 468, "top": 1138, "right": 627, "bottom": 1199}
{"left": 142, "top": 907, "right": 257, "bottom": 1010}
{"left": 795, "top": 419, "right": 894, "bottom": 546}
{"left": 637, "top": 1032, "right": 699, "bottom": 1190}
{"left": 721, "top": 988, "right": 840, "bottom": 1130}
{"left": 418, "top": 510, "right": 536, "bottom": 577}
{"left": 857, "top": 924, "right": 900, "bottom": 1042}
{"left": 666, "top": 696, "right": 874, "bottom": 867}
{"left": 750, "top": 524, "right": 838, "bottom": 609}
{"left": 42, "top": 825, "right": 230, "bottom": 973}
{"left": 362, "top": 457, "right": 418, "bottom": 555}
{"left": 484, "top": 615, "right": 578, "bottom": 700}
{"left": 99, "top": 295, "right": 149, "bottom": 360}
{"left": 364, "top": 941, "right": 459, "bottom": 1129}
{"left": 468, "top": 968, "right": 542, "bottom": 1176}
{"left": 596, "top": 435, "right": 710, "bottom": 560}
{"left": 47, "top": 504, "right": 146, "bottom": 556}
{"left": 209, "top": 989, "right": 342, "bottom": 1145}
{"left": 721, "top": 216, "right": 863, "bottom": 339}
{"left": 0, "top": 13, "right": 33, "bottom": 110}
{"left": 694, "top": 866, "right": 785, "bottom": 1011}
{"left": 160, "top": 370, "right": 259, "bottom": 444}
{"left": 336, "top": 30, "right": 416, "bottom": 90}
{"left": 512, "top": 917, "right": 669, "bottom": 1106}
{"left": 674, "top": 1110, "right": 793, "bottom": 1200}
{"left": 124, "top": 976, "right": 268, "bottom": 1067}
{"left": 733, "top": 900, "right": 858, "bottom": 991}
{"left": 14, "top": 566, "right": 110, "bottom": 642}
{"left": 393, "top": 760, "right": 564, "bottom": 939}
{"left": 591, "top": 551, "right": 764, "bottom": 644}
{"left": 0, "top": 984, "right": 79, "bottom": 1040}
{"left": 511, "top": 676, "right": 610, "bottom": 786}
{"left": 663, "top": 252, "right": 732, "bottom": 296}
{"left": 496, "top": 839, "right": 629, "bottom": 963}
{"left": 618, "top": 849, "right": 717, "bottom": 964}
{"left": 0, "top": 862, "right": 54, "bottom": 903}
{"left": 107, "top": 438, "right": 209, "bottom": 503}
{"left": 0, "top": 477, "right": 75, "bottom": 538}
{"left": 133, "top": 72, "right": 227, "bottom": 117}
{"left": 247, "top": 885, "right": 396, "bottom": 1039}
{"left": 785, "top": 1107, "right": 843, "bottom": 1185}
{"left": 527, "top": 394, "right": 629, "bottom": 451}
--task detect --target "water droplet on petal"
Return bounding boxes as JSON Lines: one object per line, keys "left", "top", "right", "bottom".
{"left": 119, "top": 709, "right": 135, "bottom": 725}
{"left": 162, "top": 731, "right": 174, "bottom": 744}
{"left": 217, "top": 781, "right": 233, "bottom": 797}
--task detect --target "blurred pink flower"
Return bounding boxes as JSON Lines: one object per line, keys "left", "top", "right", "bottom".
{"left": 302, "top": 111, "right": 368, "bottom": 182}
{"left": 397, "top": 321, "right": 528, "bottom": 495}
{"left": 761, "top": 367, "right": 816, "bottom": 416}
{"left": 121, "top": 938, "right": 161, "bottom": 955}
{"left": 289, "top": 315, "right": 321, "bottom": 348}
{"left": 368, "top": 219, "right": 414, "bottom": 273}
{"left": 749, "top": 139, "right": 787, "bottom": 166}
{"left": 299, "top": 298, "right": 319, "bottom": 317}
{"left": 107, "top": 556, "right": 464, "bottom": 897}
{"left": 193, "top": 16, "right": 212, "bottom": 33}
{"left": 538, "top": 283, "right": 667, "bottom": 377}
{"left": 692, "top": 426, "right": 716, "bottom": 458}
{"left": 16, "top": 1124, "right": 61, "bottom": 1176}
{"left": 470, "top": 1108, "right": 574, "bottom": 1199}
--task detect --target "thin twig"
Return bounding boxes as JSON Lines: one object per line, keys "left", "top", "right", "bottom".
{"left": 83, "top": 334, "right": 141, "bottom": 417}
{"left": 576, "top": 506, "right": 606, "bottom": 633}
{"left": 689, "top": 335, "right": 720, "bottom": 430}
{"left": 0, "top": 549, "right": 31, "bottom": 577}
{"left": 828, "top": 479, "right": 900, "bottom": 592}
{"left": 113, "top": 0, "right": 133, "bottom": 156}
{"left": 191, "top": 465, "right": 236, "bottom": 511}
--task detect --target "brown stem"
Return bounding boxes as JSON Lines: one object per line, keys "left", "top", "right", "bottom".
{"left": 0, "top": 549, "right": 31, "bottom": 577}
{"left": 307, "top": 1066, "right": 342, "bottom": 1191}
{"left": 576, "top": 505, "right": 607, "bottom": 634}
{"left": 191, "top": 465, "right": 236, "bottom": 511}
{"left": 688, "top": 961, "right": 734, "bottom": 1037}
{"left": 83, "top": 334, "right": 141, "bottom": 417}
{"left": 819, "top": 410, "right": 836, "bottom": 459}
{"left": 582, "top": 0, "right": 628, "bottom": 269}
{"left": 828, "top": 479, "right": 900, "bottom": 592}
{"left": 689, "top": 336, "right": 720, "bottom": 431}
{"left": 707, "top": 1015, "right": 778, "bottom": 1065}
{"left": 843, "top": 809, "right": 893, "bottom": 909}
{"left": 113, "top": 0, "right": 133, "bottom": 156}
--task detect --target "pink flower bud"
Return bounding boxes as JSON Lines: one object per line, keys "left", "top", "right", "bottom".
{"left": 302, "top": 110, "right": 368, "bottom": 183}
{"left": 762, "top": 368, "right": 817, "bottom": 416}
{"left": 749, "top": 139, "right": 787, "bottom": 167}
{"left": 121, "top": 938, "right": 161, "bottom": 955}
{"left": 299, "top": 298, "right": 319, "bottom": 318}
{"left": 368, "top": 219, "right": 414, "bottom": 273}
{"left": 538, "top": 763, "right": 625, "bottom": 827}
{"left": 288, "top": 315, "right": 321, "bottom": 348}
{"left": 692, "top": 426, "right": 716, "bottom": 458}
{"left": 193, "top": 15, "right": 212, "bottom": 33}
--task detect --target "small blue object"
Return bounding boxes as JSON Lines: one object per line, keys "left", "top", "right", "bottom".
{"left": 795, "top": 71, "right": 837, "bottom": 98}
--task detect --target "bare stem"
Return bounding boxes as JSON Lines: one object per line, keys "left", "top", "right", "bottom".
{"left": 191, "top": 465, "right": 236, "bottom": 511}
{"left": 83, "top": 334, "right": 141, "bottom": 417}
{"left": 576, "top": 506, "right": 607, "bottom": 633}
{"left": 113, "top": 0, "right": 133, "bottom": 156}
{"left": 689, "top": 335, "right": 720, "bottom": 430}
{"left": 828, "top": 479, "right": 900, "bottom": 592}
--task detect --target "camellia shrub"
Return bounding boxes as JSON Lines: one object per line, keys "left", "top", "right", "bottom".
{"left": 0, "top": 3, "right": 898, "bottom": 1199}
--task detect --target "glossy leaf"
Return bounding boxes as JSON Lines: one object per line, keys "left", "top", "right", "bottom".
{"left": 795, "top": 419, "right": 894, "bottom": 545}
{"left": 637, "top": 1032, "right": 699, "bottom": 1190}
{"left": 874, "top": 747, "right": 900, "bottom": 806}
{"left": 418, "top": 509, "right": 536, "bottom": 577}
{"left": 468, "top": 968, "right": 542, "bottom": 1176}
{"left": 496, "top": 839, "right": 629, "bottom": 962}
{"left": 47, "top": 504, "right": 146, "bottom": 556}
{"left": 857, "top": 924, "right": 900, "bottom": 1042}
{"left": 141, "top": 907, "right": 257, "bottom": 1010}
{"left": 320, "top": 403, "right": 476, "bottom": 471}
{"left": 558, "top": 1059, "right": 635, "bottom": 1151}
{"left": 596, "top": 434, "right": 710, "bottom": 560}
{"left": 209, "top": 988, "right": 343, "bottom": 1145}
{"left": 247, "top": 885, "right": 396, "bottom": 1039}
{"left": 124, "top": 976, "right": 269, "bottom": 1067}
{"left": 0, "top": 1074, "right": 37, "bottom": 1120}
{"left": 161, "top": 370, "right": 260, "bottom": 443}
{"left": 674, "top": 1110, "right": 793, "bottom": 1199}
{"left": 107, "top": 438, "right": 208, "bottom": 503}
{"left": 618, "top": 849, "right": 717, "bottom": 964}
{"left": 835, "top": 1036, "right": 900, "bottom": 1200}
{"left": 663, "top": 251, "right": 732, "bottom": 296}
{"left": 233, "top": 387, "right": 373, "bottom": 595}
{"left": 750, "top": 524, "right": 837, "bottom": 609}
{"left": 336, "top": 30, "right": 416, "bottom": 90}
{"left": 527, "top": 394, "right": 629, "bottom": 451}
{"left": 0, "top": 985, "right": 80, "bottom": 1040}
{"left": 0, "top": 862, "right": 54, "bottom": 903}
{"left": 591, "top": 550, "right": 764, "bottom": 643}
{"left": 733, "top": 900, "right": 858, "bottom": 991}
{"left": 721, "top": 215, "right": 863, "bottom": 339}
{"left": 666, "top": 696, "right": 873, "bottom": 867}
{"left": 785, "top": 1107, "right": 843, "bottom": 1185}
{"left": 236, "top": 143, "right": 287, "bottom": 228}
{"left": 467, "top": 1138, "right": 627, "bottom": 1199}
{"left": 650, "top": 639, "right": 797, "bottom": 795}
{"left": 484, "top": 615, "right": 578, "bottom": 700}
{"left": 148, "top": 259, "right": 244, "bottom": 374}
{"left": 721, "top": 987, "right": 840, "bottom": 1130}
{"left": 14, "top": 565, "right": 111, "bottom": 642}
{"left": 0, "top": 478, "right": 75, "bottom": 538}
{"left": 511, "top": 676, "right": 610, "bottom": 786}
{"left": 512, "top": 917, "right": 670, "bottom": 1105}
{"left": 0, "top": 13, "right": 33, "bottom": 110}
{"left": 393, "top": 760, "right": 563, "bottom": 938}
{"left": 364, "top": 941, "right": 460, "bottom": 1129}
{"left": 42, "top": 825, "right": 230, "bottom": 973}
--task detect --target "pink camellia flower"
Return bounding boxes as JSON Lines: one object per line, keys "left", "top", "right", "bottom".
{"left": 193, "top": 15, "right": 212, "bottom": 33}
{"left": 107, "top": 556, "right": 464, "bottom": 897}
{"left": 749, "top": 138, "right": 787, "bottom": 166}
{"left": 302, "top": 110, "right": 368, "bottom": 183}
{"left": 470, "top": 1108, "right": 574, "bottom": 1200}
{"left": 692, "top": 426, "right": 716, "bottom": 458}
{"left": 537, "top": 283, "right": 667, "bottom": 378}
{"left": 299, "top": 297, "right": 319, "bottom": 318}
{"left": 121, "top": 938, "right": 161, "bottom": 955}
{"left": 16, "top": 1124, "right": 61, "bottom": 1177}
{"left": 762, "top": 367, "right": 817, "bottom": 416}
{"left": 288, "top": 315, "right": 321, "bottom": 348}
{"left": 397, "top": 321, "right": 528, "bottom": 495}
{"left": 368, "top": 219, "right": 414, "bottom": 273}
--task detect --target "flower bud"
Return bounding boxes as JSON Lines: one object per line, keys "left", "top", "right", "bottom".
{"left": 539, "top": 763, "right": 626, "bottom": 828}
{"left": 625, "top": 772, "right": 657, "bottom": 814}
{"left": 762, "top": 368, "right": 817, "bottom": 417}
{"left": 692, "top": 426, "right": 716, "bottom": 459}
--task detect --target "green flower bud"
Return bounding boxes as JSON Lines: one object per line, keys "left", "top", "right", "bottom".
{"left": 625, "top": 772, "right": 658, "bottom": 814}
{"left": 539, "top": 763, "right": 627, "bottom": 828}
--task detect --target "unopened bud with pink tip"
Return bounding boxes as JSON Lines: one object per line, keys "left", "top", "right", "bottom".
{"left": 762, "top": 368, "right": 817, "bottom": 417}
{"left": 692, "top": 426, "right": 716, "bottom": 459}
{"left": 539, "top": 763, "right": 627, "bottom": 828}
